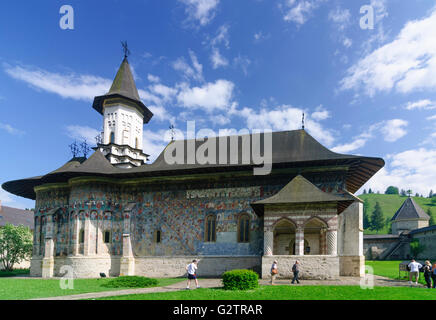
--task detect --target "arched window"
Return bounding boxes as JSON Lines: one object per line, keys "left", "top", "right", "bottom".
{"left": 135, "top": 137, "right": 139, "bottom": 149}
{"left": 155, "top": 230, "right": 161, "bottom": 243}
{"left": 110, "top": 132, "right": 115, "bottom": 144}
{"left": 204, "top": 215, "right": 216, "bottom": 242}
{"left": 237, "top": 214, "right": 250, "bottom": 243}
{"left": 104, "top": 230, "right": 111, "bottom": 244}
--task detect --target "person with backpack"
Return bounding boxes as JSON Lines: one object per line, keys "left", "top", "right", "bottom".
{"left": 185, "top": 259, "right": 200, "bottom": 289}
{"left": 408, "top": 259, "right": 422, "bottom": 285}
{"left": 291, "top": 260, "right": 300, "bottom": 284}
{"left": 270, "top": 260, "right": 278, "bottom": 285}
{"left": 423, "top": 260, "right": 432, "bottom": 289}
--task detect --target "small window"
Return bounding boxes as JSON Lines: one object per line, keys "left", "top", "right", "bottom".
{"left": 104, "top": 231, "right": 111, "bottom": 244}
{"left": 205, "top": 215, "right": 216, "bottom": 242}
{"left": 238, "top": 214, "right": 250, "bottom": 243}
{"left": 79, "top": 229, "right": 84, "bottom": 244}
{"left": 155, "top": 230, "right": 161, "bottom": 243}
{"left": 110, "top": 132, "right": 115, "bottom": 144}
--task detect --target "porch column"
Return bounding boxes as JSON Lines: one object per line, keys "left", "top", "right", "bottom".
{"left": 83, "top": 215, "right": 90, "bottom": 255}
{"left": 320, "top": 228, "right": 327, "bottom": 255}
{"left": 263, "top": 229, "right": 273, "bottom": 256}
{"left": 327, "top": 228, "right": 337, "bottom": 255}
{"left": 42, "top": 214, "right": 55, "bottom": 278}
{"left": 72, "top": 215, "right": 79, "bottom": 256}
{"left": 120, "top": 211, "right": 135, "bottom": 276}
{"left": 295, "top": 226, "right": 304, "bottom": 255}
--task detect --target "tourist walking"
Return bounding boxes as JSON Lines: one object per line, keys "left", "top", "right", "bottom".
{"left": 423, "top": 260, "right": 432, "bottom": 289}
{"left": 271, "top": 260, "right": 278, "bottom": 285}
{"left": 186, "top": 259, "right": 200, "bottom": 289}
{"left": 291, "top": 260, "right": 300, "bottom": 284}
{"left": 432, "top": 263, "right": 436, "bottom": 289}
{"left": 408, "top": 259, "right": 422, "bottom": 285}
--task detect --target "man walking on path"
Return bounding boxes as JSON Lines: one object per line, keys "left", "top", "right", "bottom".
{"left": 291, "top": 260, "right": 300, "bottom": 284}
{"left": 186, "top": 259, "right": 200, "bottom": 289}
{"left": 408, "top": 259, "right": 422, "bottom": 285}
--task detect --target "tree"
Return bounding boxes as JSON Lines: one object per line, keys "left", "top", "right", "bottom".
{"left": 363, "top": 189, "right": 367, "bottom": 194}
{"left": 400, "top": 189, "right": 406, "bottom": 196}
{"left": 428, "top": 208, "right": 435, "bottom": 226}
{"left": 385, "top": 186, "right": 399, "bottom": 195}
{"left": 429, "top": 190, "right": 434, "bottom": 198}
{"left": 363, "top": 199, "right": 371, "bottom": 230}
{"left": 0, "top": 224, "right": 33, "bottom": 271}
{"left": 415, "top": 193, "right": 419, "bottom": 197}
{"left": 409, "top": 239, "right": 425, "bottom": 259}
{"left": 368, "top": 188, "right": 373, "bottom": 194}
{"left": 370, "top": 201, "right": 385, "bottom": 234}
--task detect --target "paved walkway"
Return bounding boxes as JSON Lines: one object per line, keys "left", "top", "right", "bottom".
{"left": 32, "top": 275, "right": 423, "bottom": 300}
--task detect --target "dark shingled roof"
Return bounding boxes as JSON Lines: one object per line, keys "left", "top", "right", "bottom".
{"left": 0, "top": 205, "right": 34, "bottom": 230}
{"left": 251, "top": 175, "right": 360, "bottom": 216}
{"left": 92, "top": 57, "right": 153, "bottom": 123}
{"left": 391, "top": 197, "right": 430, "bottom": 221}
{"left": 409, "top": 224, "right": 436, "bottom": 235}
{"left": 2, "top": 129, "right": 385, "bottom": 200}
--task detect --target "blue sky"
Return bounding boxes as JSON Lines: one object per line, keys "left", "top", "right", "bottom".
{"left": 1, "top": 0, "right": 436, "bottom": 209}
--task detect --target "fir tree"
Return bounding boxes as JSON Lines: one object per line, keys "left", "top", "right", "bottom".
{"left": 363, "top": 199, "right": 371, "bottom": 230}
{"left": 428, "top": 208, "right": 435, "bottom": 226}
{"left": 370, "top": 201, "right": 385, "bottom": 234}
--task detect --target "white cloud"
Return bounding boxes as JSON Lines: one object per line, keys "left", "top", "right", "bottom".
{"left": 143, "top": 129, "right": 170, "bottom": 162}
{"left": 0, "top": 123, "right": 24, "bottom": 135}
{"left": 66, "top": 125, "right": 100, "bottom": 143}
{"left": 233, "top": 55, "right": 251, "bottom": 76}
{"left": 281, "top": 0, "right": 325, "bottom": 25}
{"left": 211, "top": 24, "right": 230, "bottom": 48}
{"left": 147, "top": 74, "right": 160, "bottom": 83}
{"left": 341, "top": 8, "right": 436, "bottom": 96}
{"left": 311, "top": 106, "right": 330, "bottom": 121}
{"left": 177, "top": 79, "right": 235, "bottom": 112}
{"left": 210, "top": 48, "right": 228, "bottom": 69}
{"left": 343, "top": 37, "right": 352, "bottom": 48}
{"left": 332, "top": 119, "right": 408, "bottom": 153}
{"left": 380, "top": 119, "right": 408, "bottom": 142}
{"left": 237, "top": 104, "right": 335, "bottom": 146}
{"left": 360, "top": 148, "right": 436, "bottom": 195}
{"left": 331, "top": 138, "right": 367, "bottom": 154}
{"left": 328, "top": 7, "right": 351, "bottom": 30}
{"left": 405, "top": 99, "right": 436, "bottom": 110}
{"left": 4, "top": 64, "right": 111, "bottom": 101}
{"left": 254, "top": 31, "right": 270, "bottom": 42}
{"left": 179, "top": 0, "right": 220, "bottom": 26}
{"left": 172, "top": 50, "right": 204, "bottom": 82}
{"left": 427, "top": 114, "right": 436, "bottom": 121}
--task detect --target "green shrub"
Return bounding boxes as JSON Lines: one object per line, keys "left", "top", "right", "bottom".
{"left": 102, "top": 276, "right": 158, "bottom": 288}
{"left": 222, "top": 269, "right": 259, "bottom": 290}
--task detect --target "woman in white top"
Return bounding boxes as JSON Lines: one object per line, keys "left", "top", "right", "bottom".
{"left": 271, "top": 260, "right": 278, "bottom": 285}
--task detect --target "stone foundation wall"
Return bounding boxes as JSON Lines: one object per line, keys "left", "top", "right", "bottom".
{"left": 30, "top": 255, "right": 261, "bottom": 278}
{"left": 262, "top": 255, "right": 340, "bottom": 279}
{"left": 135, "top": 256, "right": 261, "bottom": 278}
{"left": 339, "top": 256, "right": 364, "bottom": 277}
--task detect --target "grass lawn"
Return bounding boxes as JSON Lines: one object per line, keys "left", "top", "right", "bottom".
{"left": 0, "top": 277, "right": 183, "bottom": 300}
{"left": 96, "top": 285, "right": 436, "bottom": 300}
{"left": 366, "top": 260, "right": 428, "bottom": 285}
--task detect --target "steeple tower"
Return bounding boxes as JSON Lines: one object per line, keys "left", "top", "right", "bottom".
{"left": 92, "top": 53, "right": 153, "bottom": 168}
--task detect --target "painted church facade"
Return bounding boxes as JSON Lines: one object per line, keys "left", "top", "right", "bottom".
{"left": 2, "top": 56, "right": 384, "bottom": 279}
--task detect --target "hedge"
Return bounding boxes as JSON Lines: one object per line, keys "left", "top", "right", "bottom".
{"left": 222, "top": 269, "right": 259, "bottom": 290}
{"left": 102, "top": 276, "right": 158, "bottom": 288}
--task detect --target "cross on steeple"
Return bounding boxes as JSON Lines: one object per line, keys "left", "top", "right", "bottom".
{"left": 302, "top": 112, "right": 305, "bottom": 130}
{"left": 121, "top": 41, "right": 130, "bottom": 58}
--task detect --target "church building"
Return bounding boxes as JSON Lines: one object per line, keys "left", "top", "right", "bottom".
{"left": 2, "top": 55, "right": 384, "bottom": 279}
